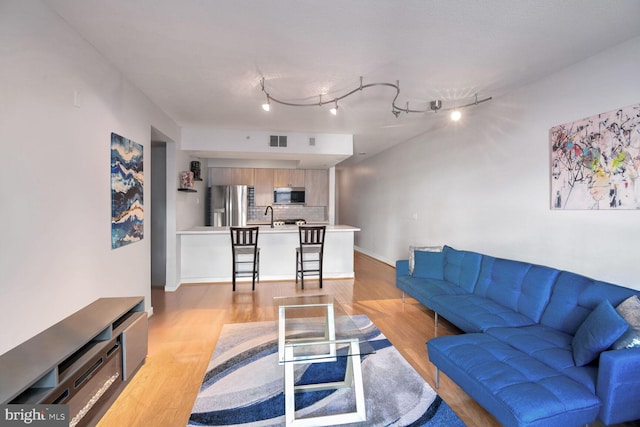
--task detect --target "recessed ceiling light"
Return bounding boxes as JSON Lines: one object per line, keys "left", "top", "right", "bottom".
{"left": 450, "top": 110, "right": 462, "bottom": 121}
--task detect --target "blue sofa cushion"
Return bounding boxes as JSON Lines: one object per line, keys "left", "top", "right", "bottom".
{"left": 442, "top": 246, "right": 483, "bottom": 293}
{"left": 572, "top": 300, "right": 628, "bottom": 366}
{"left": 430, "top": 294, "right": 536, "bottom": 333}
{"left": 539, "top": 272, "right": 597, "bottom": 334}
{"left": 475, "top": 256, "right": 558, "bottom": 323}
{"left": 396, "top": 275, "right": 470, "bottom": 311}
{"left": 428, "top": 334, "right": 601, "bottom": 427}
{"left": 408, "top": 245, "right": 442, "bottom": 275}
{"left": 413, "top": 250, "right": 444, "bottom": 279}
{"left": 540, "top": 271, "right": 638, "bottom": 335}
{"left": 486, "top": 325, "right": 597, "bottom": 391}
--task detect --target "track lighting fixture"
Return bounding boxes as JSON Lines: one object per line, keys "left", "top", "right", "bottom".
{"left": 259, "top": 76, "right": 492, "bottom": 118}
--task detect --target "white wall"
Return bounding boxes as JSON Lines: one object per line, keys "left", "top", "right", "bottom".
{"left": 0, "top": 0, "right": 180, "bottom": 354}
{"left": 338, "top": 35, "right": 640, "bottom": 290}
{"left": 175, "top": 152, "right": 207, "bottom": 231}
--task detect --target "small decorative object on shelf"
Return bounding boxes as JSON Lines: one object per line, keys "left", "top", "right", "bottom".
{"left": 178, "top": 171, "right": 197, "bottom": 192}
{"left": 180, "top": 171, "right": 194, "bottom": 189}
{"left": 190, "top": 161, "right": 202, "bottom": 181}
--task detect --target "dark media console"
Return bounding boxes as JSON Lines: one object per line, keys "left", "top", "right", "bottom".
{"left": 0, "top": 297, "right": 148, "bottom": 426}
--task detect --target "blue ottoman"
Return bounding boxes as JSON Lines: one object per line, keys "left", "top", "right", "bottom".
{"left": 427, "top": 334, "right": 601, "bottom": 427}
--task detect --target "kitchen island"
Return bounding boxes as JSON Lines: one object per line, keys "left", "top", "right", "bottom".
{"left": 176, "top": 225, "right": 360, "bottom": 287}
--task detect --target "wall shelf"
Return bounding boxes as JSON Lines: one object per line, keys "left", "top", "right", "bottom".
{"left": 178, "top": 188, "right": 197, "bottom": 192}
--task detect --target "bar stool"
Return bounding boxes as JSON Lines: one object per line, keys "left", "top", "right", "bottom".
{"left": 230, "top": 226, "right": 260, "bottom": 291}
{"left": 296, "top": 225, "right": 326, "bottom": 289}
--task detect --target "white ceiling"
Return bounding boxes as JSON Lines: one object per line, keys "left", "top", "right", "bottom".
{"left": 45, "top": 0, "right": 640, "bottom": 167}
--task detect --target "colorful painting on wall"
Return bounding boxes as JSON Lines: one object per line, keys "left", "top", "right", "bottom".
{"left": 550, "top": 103, "right": 640, "bottom": 209}
{"left": 111, "top": 132, "right": 144, "bottom": 249}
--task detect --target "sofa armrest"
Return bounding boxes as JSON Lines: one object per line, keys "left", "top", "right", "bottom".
{"left": 396, "top": 260, "right": 409, "bottom": 277}
{"left": 597, "top": 347, "right": 640, "bottom": 425}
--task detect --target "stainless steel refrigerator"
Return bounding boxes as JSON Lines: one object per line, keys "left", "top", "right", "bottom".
{"left": 206, "top": 185, "right": 248, "bottom": 226}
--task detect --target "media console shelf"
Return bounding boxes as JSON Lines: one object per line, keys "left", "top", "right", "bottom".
{"left": 0, "top": 297, "right": 147, "bottom": 426}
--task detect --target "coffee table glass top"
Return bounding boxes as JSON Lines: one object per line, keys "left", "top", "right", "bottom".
{"left": 274, "top": 294, "right": 375, "bottom": 364}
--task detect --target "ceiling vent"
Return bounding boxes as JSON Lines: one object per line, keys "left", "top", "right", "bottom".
{"left": 309, "top": 137, "right": 316, "bottom": 146}
{"left": 269, "top": 135, "right": 287, "bottom": 147}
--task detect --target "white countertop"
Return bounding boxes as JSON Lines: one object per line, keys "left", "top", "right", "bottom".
{"left": 177, "top": 224, "right": 360, "bottom": 235}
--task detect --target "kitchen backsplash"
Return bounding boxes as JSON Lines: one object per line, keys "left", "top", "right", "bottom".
{"left": 248, "top": 205, "right": 327, "bottom": 223}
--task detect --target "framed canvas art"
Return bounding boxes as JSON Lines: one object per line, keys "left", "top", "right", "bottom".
{"left": 550, "top": 103, "right": 640, "bottom": 209}
{"left": 111, "top": 132, "right": 144, "bottom": 248}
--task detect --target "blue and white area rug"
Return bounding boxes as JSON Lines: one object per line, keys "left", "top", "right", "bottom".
{"left": 189, "top": 315, "right": 465, "bottom": 426}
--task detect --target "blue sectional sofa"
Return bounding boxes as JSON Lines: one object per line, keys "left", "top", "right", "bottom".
{"left": 396, "top": 245, "right": 640, "bottom": 427}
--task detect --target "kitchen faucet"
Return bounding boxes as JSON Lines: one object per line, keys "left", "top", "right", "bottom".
{"left": 264, "top": 205, "right": 274, "bottom": 228}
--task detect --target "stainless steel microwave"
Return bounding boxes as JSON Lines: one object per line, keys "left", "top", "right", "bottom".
{"left": 274, "top": 187, "right": 305, "bottom": 204}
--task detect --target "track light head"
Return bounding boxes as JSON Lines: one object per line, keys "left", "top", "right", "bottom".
{"left": 430, "top": 100, "right": 442, "bottom": 112}
{"left": 262, "top": 93, "right": 271, "bottom": 111}
{"left": 330, "top": 101, "right": 338, "bottom": 116}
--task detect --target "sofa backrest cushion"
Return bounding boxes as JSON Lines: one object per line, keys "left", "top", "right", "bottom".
{"left": 412, "top": 250, "right": 445, "bottom": 280}
{"left": 541, "top": 271, "right": 639, "bottom": 335}
{"left": 474, "top": 256, "right": 559, "bottom": 322}
{"left": 442, "top": 246, "right": 483, "bottom": 293}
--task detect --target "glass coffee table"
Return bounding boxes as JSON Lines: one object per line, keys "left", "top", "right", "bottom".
{"left": 274, "top": 295, "right": 375, "bottom": 427}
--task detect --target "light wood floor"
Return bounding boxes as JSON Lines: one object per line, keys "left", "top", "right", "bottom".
{"left": 97, "top": 252, "right": 635, "bottom": 427}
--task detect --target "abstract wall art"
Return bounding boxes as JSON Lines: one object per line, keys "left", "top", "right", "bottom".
{"left": 111, "top": 132, "right": 144, "bottom": 249}
{"left": 550, "top": 103, "right": 640, "bottom": 209}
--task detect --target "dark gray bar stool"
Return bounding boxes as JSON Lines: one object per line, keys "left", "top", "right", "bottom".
{"left": 296, "top": 225, "right": 326, "bottom": 289}
{"left": 230, "top": 226, "right": 260, "bottom": 291}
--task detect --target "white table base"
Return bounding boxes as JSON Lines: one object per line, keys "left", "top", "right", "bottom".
{"left": 283, "top": 339, "right": 366, "bottom": 427}
{"left": 278, "top": 301, "right": 367, "bottom": 426}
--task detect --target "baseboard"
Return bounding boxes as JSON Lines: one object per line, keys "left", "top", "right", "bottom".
{"left": 164, "top": 283, "right": 181, "bottom": 292}
{"left": 177, "top": 272, "right": 355, "bottom": 285}
{"left": 165, "top": 249, "right": 388, "bottom": 291}
{"left": 354, "top": 246, "right": 396, "bottom": 267}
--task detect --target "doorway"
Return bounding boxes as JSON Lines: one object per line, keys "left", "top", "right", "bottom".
{"left": 150, "top": 126, "right": 177, "bottom": 291}
{"left": 150, "top": 142, "right": 167, "bottom": 287}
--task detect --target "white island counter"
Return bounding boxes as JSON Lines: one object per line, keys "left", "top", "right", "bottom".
{"left": 176, "top": 225, "right": 360, "bottom": 286}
